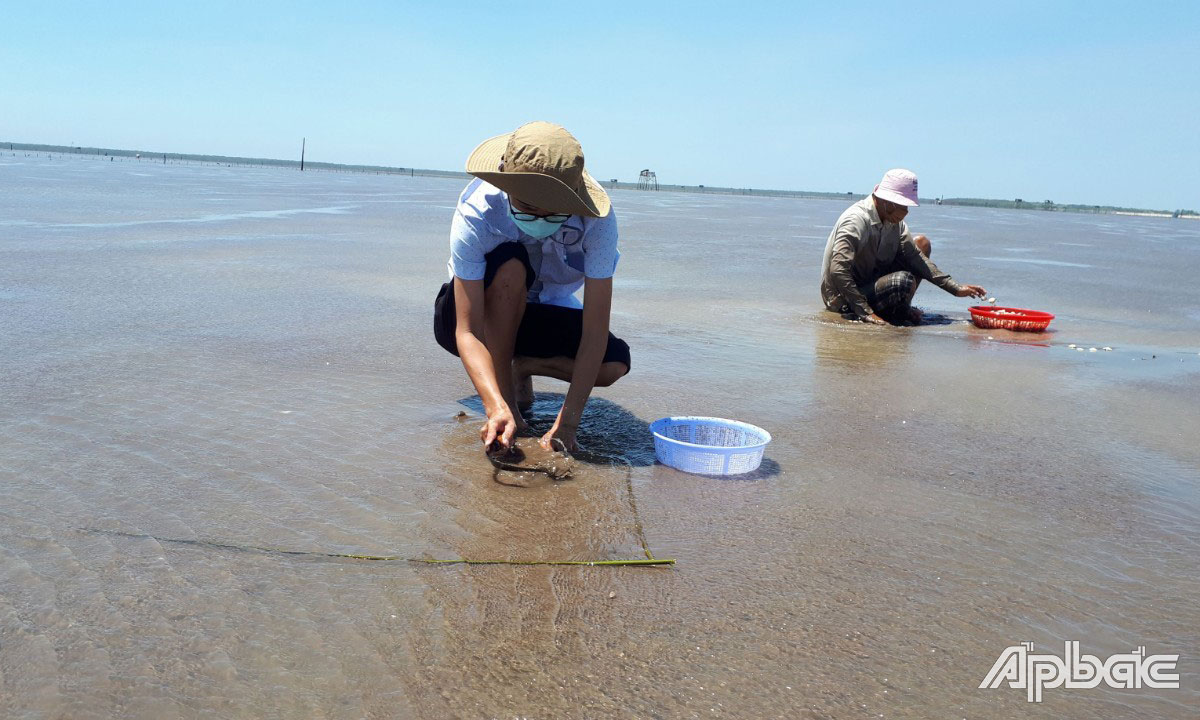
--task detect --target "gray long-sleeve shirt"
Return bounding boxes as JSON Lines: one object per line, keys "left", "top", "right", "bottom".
{"left": 820, "top": 196, "right": 961, "bottom": 318}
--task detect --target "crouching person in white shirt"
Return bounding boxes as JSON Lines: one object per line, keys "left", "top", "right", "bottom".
{"left": 433, "top": 122, "right": 629, "bottom": 453}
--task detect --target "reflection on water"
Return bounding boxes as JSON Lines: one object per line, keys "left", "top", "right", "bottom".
{"left": 810, "top": 313, "right": 915, "bottom": 370}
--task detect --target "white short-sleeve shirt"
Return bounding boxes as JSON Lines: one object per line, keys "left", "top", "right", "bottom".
{"left": 448, "top": 178, "right": 619, "bottom": 309}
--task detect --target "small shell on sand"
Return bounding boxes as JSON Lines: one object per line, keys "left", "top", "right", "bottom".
{"left": 1068, "top": 344, "right": 1077, "bottom": 348}
{"left": 987, "top": 297, "right": 997, "bottom": 303}
{"left": 1103, "top": 347, "right": 1113, "bottom": 351}
{"left": 1089, "top": 347, "right": 1098, "bottom": 352}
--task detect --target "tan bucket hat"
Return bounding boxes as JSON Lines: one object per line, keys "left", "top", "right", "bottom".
{"left": 465, "top": 121, "right": 611, "bottom": 218}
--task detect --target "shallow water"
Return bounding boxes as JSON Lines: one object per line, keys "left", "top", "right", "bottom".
{"left": 487, "top": 436, "right": 576, "bottom": 485}
{"left": 1, "top": 153, "right": 1198, "bottom": 718}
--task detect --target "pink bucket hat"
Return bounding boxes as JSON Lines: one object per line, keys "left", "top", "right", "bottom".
{"left": 873, "top": 168, "right": 920, "bottom": 207}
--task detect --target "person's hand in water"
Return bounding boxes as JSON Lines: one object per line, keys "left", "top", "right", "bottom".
{"left": 541, "top": 419, "right": 580, "bottom": 453}
{"left": 955, "top": 284, "right": 987, "bottom": 299}
{"left": 481, "top": 406, "right": 522, "bottom": 451}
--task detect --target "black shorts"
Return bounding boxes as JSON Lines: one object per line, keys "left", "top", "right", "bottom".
{"left": 433, "top": 242, "right": 632, "bottom": 371}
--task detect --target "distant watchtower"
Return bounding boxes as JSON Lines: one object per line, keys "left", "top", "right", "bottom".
{"left": 637, "top": 169, "right": 658, "bottom": 191}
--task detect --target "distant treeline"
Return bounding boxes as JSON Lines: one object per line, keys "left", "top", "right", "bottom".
{"left": 938, "top": 197, "right": 1197, "bottom": 218}
{"left": 4, "top": 140, "right": 1194, "bottom": 218}
{"left": 0, "top": 140, "right": 466, "bottom": 180}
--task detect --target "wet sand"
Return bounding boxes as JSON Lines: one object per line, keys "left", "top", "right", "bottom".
{"left": 1, "top": 154, "right": 1198, "bottom": 718}
{"left": 487, "top": 436, "right": 576, "bottom": 485}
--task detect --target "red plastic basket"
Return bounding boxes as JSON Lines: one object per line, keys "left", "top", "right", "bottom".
{"left": 969, "top": 306, "right": 1054, "bottom": 332}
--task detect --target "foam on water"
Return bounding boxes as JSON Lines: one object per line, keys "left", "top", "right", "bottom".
{"left": 44, "top": 205, "right": 357, "bottom": 228}
{"left": 975, "top": 256, "right": 1097, "bottom": 268}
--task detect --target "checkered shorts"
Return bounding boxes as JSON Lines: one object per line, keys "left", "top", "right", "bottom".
{"left": 861, "top": 271, "right": 918, "bottom": 322}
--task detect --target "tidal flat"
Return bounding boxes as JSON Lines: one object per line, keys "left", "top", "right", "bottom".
{"left": 1, "top": 153, "right": 1197, "bottom": 718}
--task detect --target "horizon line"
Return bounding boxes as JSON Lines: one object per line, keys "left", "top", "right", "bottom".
{"left": 3, "top": 139, "right": 1194, "bottom": 218}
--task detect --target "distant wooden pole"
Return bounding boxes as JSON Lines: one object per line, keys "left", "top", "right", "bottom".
{"left": 300, "top": 138, "right": 306, "bottom": 171}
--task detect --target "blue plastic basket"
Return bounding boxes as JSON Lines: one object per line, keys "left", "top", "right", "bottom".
{"left": 649, "top": 416, "right": 772, "bottom": 475}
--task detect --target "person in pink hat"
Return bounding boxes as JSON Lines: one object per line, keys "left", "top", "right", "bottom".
{"left": 820, "top": 169, "right": 987, "bottom": 325}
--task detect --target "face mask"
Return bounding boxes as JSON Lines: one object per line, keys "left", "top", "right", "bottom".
{"left": 509, "top": 208, "right": 564, "bottom": 239}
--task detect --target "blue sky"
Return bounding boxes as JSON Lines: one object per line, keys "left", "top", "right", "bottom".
{"left": 3, "top": 1, "right": 1197, "bottom": 209}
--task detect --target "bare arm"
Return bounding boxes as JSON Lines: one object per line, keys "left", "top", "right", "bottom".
{"left": 453, "top": 277, "right": 519, "bottom": 449}
{"left": 543, "top": 276, "right": 611, "bottom": 451}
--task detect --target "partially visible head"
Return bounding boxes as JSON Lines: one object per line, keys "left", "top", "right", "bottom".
{"left": 873, "top": 195, "right": 909, "bottom": 224}
{"left": 500, "top": 122, "right": 580, "bottom": 178}
{"left": 465, "top": 121, "right": 611, "bottom": 218}
{"left": 872, "top": 168, "right": 919, "bottom": 223}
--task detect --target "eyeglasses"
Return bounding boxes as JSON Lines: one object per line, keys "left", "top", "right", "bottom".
{"left": 511, "top": 210, "right": 570, "bottom": 224}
